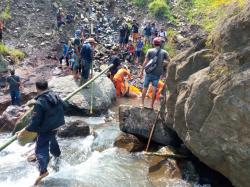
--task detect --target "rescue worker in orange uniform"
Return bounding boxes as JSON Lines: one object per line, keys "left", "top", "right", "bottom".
{"left": 113, "top": 66, "right": 139, "bottom": 97}
{"left": 146, "top": 80, "right": 164, "bottom": 100}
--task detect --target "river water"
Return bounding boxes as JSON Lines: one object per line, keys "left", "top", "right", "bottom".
{"left": 0, "top": 98, "right": 208, "bottom": 187}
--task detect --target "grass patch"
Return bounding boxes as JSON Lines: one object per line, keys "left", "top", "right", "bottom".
{"left": 163, "top": 43, "right": 176, "bottom": 58}
{"left": 0, "top": 43, "right": 26, "bottom": 62}
{"left": 129, "top": 0, "right": 151, "bottom": 6}
{"left": 184, "top": 0, "right": 247, "bottom": 32}
{"left": 0, "top": 0, "right": 11, "bottom": 21}
{"left": 142, "top": 42, "right": 176, "bottom": 58}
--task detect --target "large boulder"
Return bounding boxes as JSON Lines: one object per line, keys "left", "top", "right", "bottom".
{"left": 119, "top": 105, "right": 180, "bottom": 146}
{"left": 172, "top": 53, "right": 250, "bottom": 187}
{"left": 163, "top": 5, "right": 250, "bottom": 187}
{"left": 212, "top": 4, "right": 250, "bottom": 53}
{"left": 176, "top": 49, "right": 216, "bottom": 82}
{"left": 49, "top": 75, "right": 116, "bottom": 115}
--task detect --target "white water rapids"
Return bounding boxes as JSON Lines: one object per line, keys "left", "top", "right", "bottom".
{"left": 0, "top": 98, "right": 210, "bottom": 187}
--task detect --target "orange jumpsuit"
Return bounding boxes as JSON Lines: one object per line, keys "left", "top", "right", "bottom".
{"left": 113, "top": 68, "right": 131, "bottom": 97}
{"left": 147, "top": 80, "right": 164, "bottom": 100}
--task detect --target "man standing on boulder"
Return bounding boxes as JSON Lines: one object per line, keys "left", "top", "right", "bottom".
{"left": 6, "top": 69, "right": 21, "bottom": 106}
{"left": 140, "top": 37, "right": 169, "bottom": 109}
{"left": 17, "top": 80, "right": 65, "bottom": 185}
{"left": 80, "top": 38, "right": 96, "bottom": 85}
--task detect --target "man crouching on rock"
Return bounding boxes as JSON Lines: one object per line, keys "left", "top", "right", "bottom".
{"left": 17, "top": 80, "right": 65, "bottom": 185}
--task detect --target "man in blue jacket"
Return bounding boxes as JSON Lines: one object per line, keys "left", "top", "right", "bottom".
{"left": 80, "top": 37, "right": 96, "bottom": 85}
{"left": 17, "top": 80, "right": 65, "bottom": 185}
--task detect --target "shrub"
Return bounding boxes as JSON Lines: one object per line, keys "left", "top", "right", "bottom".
{"left": 0, "top": 43, "right": 26, "bottom": 62}
{"left": 0, "top": 0, "right": 11, "bottom": 21}
{"left": 130, "top": 0, "right": 151, "bottom": 7}
{"left": 148, "top": 0, "right": 171, "bottom": 18}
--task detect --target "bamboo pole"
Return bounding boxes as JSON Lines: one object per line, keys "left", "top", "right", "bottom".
{"left": 90, "top": 61, "right": 94, "bottom": 114}
{"left": 143, "top": 151, "right": 187, "bottom": 159}
{"left": 0, "top": 64, "right": 113, "bottom": 152}
{"left": 145, "top": 111, "right": 160, "bottom": 152}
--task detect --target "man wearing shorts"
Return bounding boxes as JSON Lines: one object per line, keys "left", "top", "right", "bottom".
{"left": 135, "top": 36, "right": 144, "bottom": 64}
{"left": 140, "top": 37, "right": 169, "bottom": 109}
{"left": 119, "top": 24, "right": 127, "bottom": 49}
{"left": 131, "top": 20, "right": 139, "bottom": 43}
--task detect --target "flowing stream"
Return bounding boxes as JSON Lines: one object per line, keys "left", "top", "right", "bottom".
{"left": 0, "top": 98, "right": 206, "bottom": 187}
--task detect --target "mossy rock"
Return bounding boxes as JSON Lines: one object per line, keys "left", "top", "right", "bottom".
{"left": 0, "top": 55, "right": 9, "bottom": 73}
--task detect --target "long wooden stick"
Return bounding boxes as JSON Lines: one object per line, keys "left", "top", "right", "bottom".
{"left": 90, "top": 61, "right": 94, "bottom": 114}
{"left": 0, "top": 64, "right": 113, "bottom": 152}
{"left": 145, "top": 111, "right": 160, "bottom": 152}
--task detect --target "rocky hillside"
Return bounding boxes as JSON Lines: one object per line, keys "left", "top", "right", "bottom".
{"left": 163, "top": 3, "right": 250, "bottom": 187}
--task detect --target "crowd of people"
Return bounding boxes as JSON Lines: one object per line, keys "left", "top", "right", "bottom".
{"left": 4, "top": 9, "right": 171, "bottom": 185}
{"left": 118, "top": 19, "right": 168, "bottom": 64}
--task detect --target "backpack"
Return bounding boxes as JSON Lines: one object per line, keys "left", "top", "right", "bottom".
{"left": 144, "top": 48, "right": 161, "bottom": 74}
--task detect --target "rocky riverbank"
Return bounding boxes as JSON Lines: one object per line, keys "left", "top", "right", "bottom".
{"left": 115, "top": 3, "right": 250, "bottom": 187}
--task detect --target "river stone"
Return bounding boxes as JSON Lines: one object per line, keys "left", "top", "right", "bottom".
{"left": 119, "top": 105, "right": 180, "bottom": 146}
{"left": 58, "top": 120, "right": 90, "bottom": 138}
{"left": 49, "top": 75, "right": 116, "bottom": 115}
{"left": 0, "top": 106, "right": 27, "bottom": 132}
{"left": 114, "top": 132, "right": 145, "bottom": 152}
{"left": 147, "top": 156, "right": 182, "bottom": 186}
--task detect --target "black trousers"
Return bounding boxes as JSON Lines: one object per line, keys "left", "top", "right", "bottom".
{"left": 0, "top": 30, "right": 2, "bottom": 42}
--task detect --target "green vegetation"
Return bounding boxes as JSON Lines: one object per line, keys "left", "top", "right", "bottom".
{"left": 179, "top": 0, "right": 247, "bottom": 32}
{"left": 148, "top": 0, "right": 173, "bottom": 20}
{"left": 142, "top": 39, "right": 176, "bottom": 58}
{"left": 130, "top": 0, "right": 151, "bottom": 6}
{"left": 163, "top": 43, "right": 176, "bottom": 58}
{"left": 129, "top": 0, "right": 175, "bottom": 21}
{"left": 0, "top": 43, "right": 26, "bottom": 61}
{"left": 0, "top": 0, "right": 11, "bottom": 21}
{"left": 142, "top": 43, "right": 152, "bottom": 55}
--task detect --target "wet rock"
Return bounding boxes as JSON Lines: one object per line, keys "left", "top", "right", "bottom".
{"left": 0, "top": 106, "right": 27, "bottom": 132}
{"left": 119, "top": 105, "right": 180, "bottom": 146}
{"left": 114, "top": 132, "right": 145, "bottom": 152}
{"left": 147, "top": 156, "right": 182, "bottom": 186}
{"left": 58, "top": 120, "right": 90, "bottom": 137}
{"left": 146, "top": 146, "right": 199, "bottom": 186}
{"left": 49, "top": 75, "right": 116, "bottom": 115}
